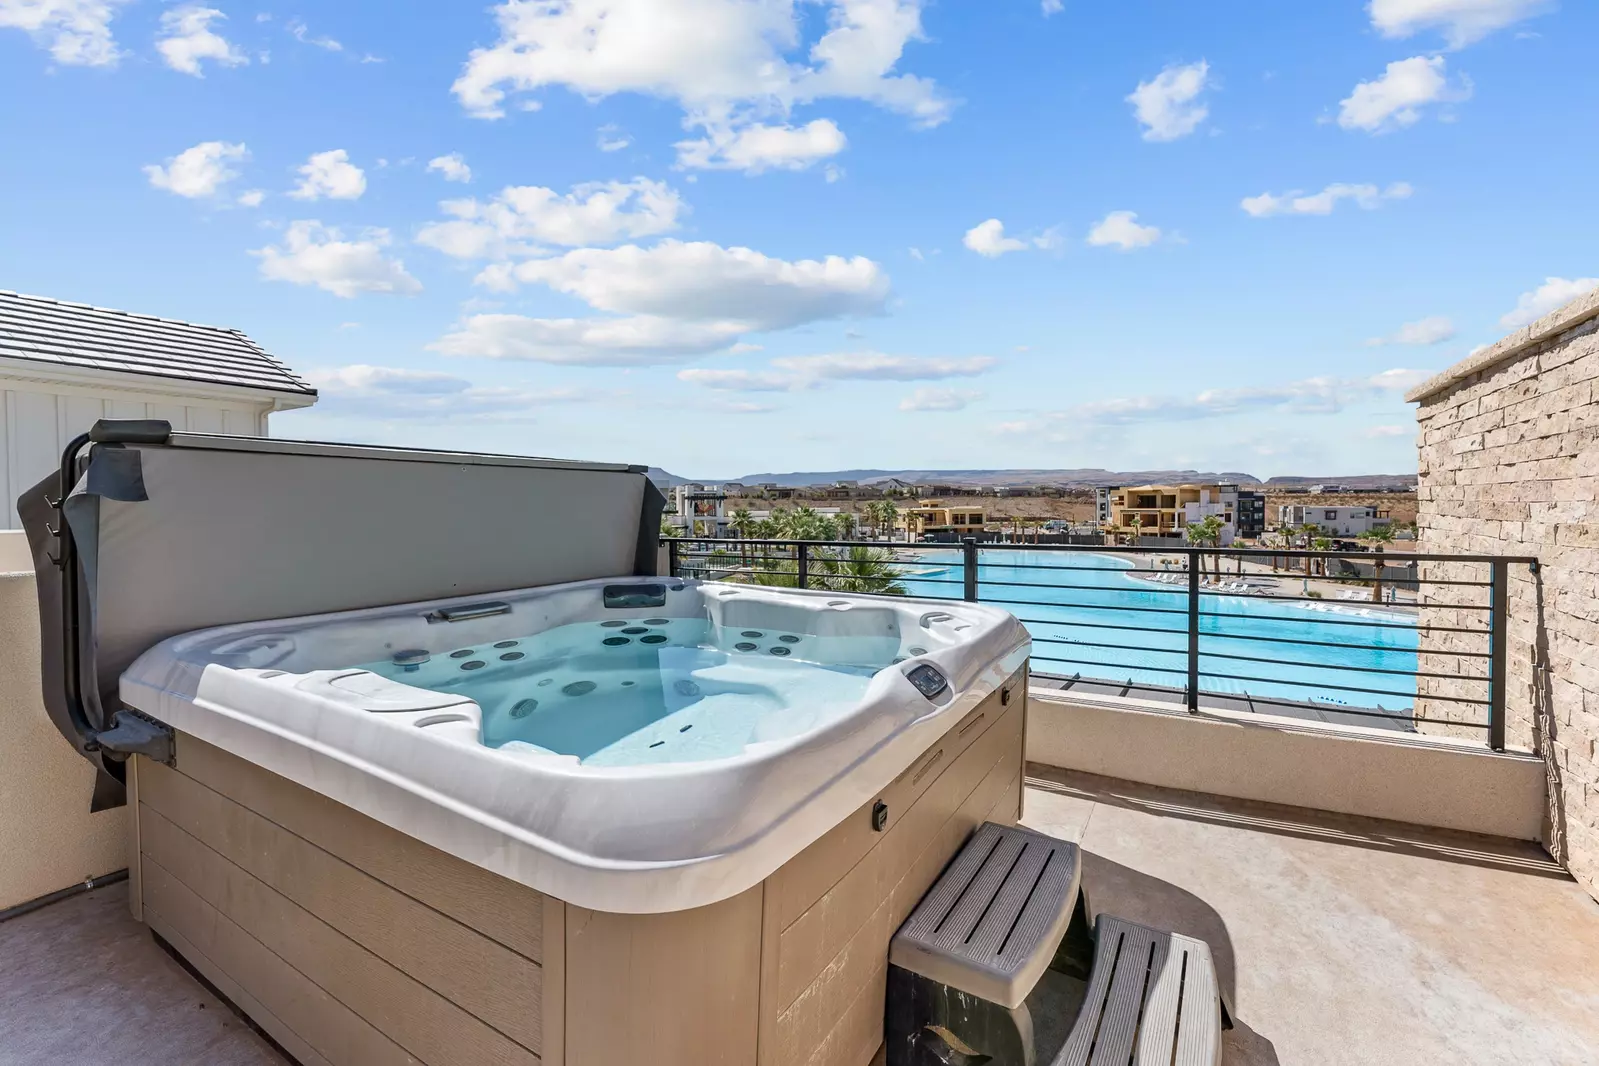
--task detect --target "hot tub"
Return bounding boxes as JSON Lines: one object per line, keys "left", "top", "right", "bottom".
{"left": 24, "top": 428, "right": 1032, "bottom": 1066}
{"left": 121, "top": 576, "right": 1030, "bottom": 913}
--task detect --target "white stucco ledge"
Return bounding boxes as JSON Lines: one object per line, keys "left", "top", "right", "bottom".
{"left": 1406, "top": 288, "right": 1599, "bottom": 405}
{"left": 1026, "top": 689, "right": 1546, "bottom": 842}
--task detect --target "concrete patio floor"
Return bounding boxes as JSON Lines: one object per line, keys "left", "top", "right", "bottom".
{"left": 1024, "top": 766, "right": 1599, "bottom": 1066}
{"left": 3, "top": 773, "right": 1597, "bottom": 1065}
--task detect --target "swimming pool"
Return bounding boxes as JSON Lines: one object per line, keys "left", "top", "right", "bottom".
{"left": 898, "top": 549, "right": 1419, "bottom": 713}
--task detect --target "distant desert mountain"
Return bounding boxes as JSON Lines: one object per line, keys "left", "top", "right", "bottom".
{"left": 647, "top": 466, "right": 1419, "bottom": 491}
{"left": 1261, "top": 474, "right": 1418, "bottom": 490}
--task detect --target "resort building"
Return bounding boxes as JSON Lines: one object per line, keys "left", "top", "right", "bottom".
{"left": 1277, "top": 504, "right": 1391, "bottom": 537}
{"left": 0, "top": 290, "right": 317, "bottom": 529}
{"left": 901, "top": 498, "right": 987, "bottom": 539}
{"left": 670, "top": 483, "right": 730, "bottom": 537}
{"left": 1096, "top": 482, "right": 1257, "bottom": 542}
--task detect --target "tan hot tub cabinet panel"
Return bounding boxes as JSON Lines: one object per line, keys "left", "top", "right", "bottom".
{"left": 124, "top": 665, "right": 1028, "bottom": 1066}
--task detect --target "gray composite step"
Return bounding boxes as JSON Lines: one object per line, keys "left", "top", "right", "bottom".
{"left": 1053, "top": 914, "right": 1223, "bottom": 1066}
{"left": 890, "top": 821, "right": 1082, "bottom": 1009}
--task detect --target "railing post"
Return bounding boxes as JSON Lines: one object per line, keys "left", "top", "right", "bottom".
{"left": 963, "top": 537, "right": 979, "bottom": 602}
{"left": 1186, "top": 549, "right": 1201, "bottom": 713}
{"left": 1488, "top": 558, "right": 1509, "bottom": 752}
{"left": 666, "top": 537, "right": 679, "bottom": 579}
{"left": 797, "top": 542, "right": 809, "bottom": 590}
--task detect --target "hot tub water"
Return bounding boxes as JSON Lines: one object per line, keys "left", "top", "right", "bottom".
{"left": 360, "top": 618, "right": 903, "bottom": 766}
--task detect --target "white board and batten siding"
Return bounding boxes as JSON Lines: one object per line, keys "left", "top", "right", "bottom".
{"left": 1, "top": 378, "right": 275, "bottom": 529}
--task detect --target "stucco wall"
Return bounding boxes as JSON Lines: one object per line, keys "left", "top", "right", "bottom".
{"left": 1408, "top": 289, "right": 1599, "bottom": 897}
{"left": 0, "top": 565, "right": 126, "bottom": 910}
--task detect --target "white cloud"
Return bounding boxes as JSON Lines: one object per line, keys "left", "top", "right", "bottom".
{"left": 1500, "top": 277, "right": 1599, "bottom": 329}
{"left": 488, "top": 240, "right": 889, "bottom": 327}
{"left": 430, "top": 314, "right": 747, "bottom": 366}
{"left": 1365, "top": 315, "right": 1456, "bottom": 346}
{"left": 1086, "top": 210, "right": 1161, "bottom": 251}
{"left": 1338, "top": 55, "right": 1469, "bottom": 133}
{"left": 237, "top": 188, "right": 265, "bottom": 207}
{"left": 254, "top": 222, "right": 422, "bottom": 298}
{"left": 676, "top": 118, "right": 847, "bottom": 173}
{"left": 964, "top": 219, "right": 1026, "bottom": 258}
{"left": 1041, "top": 0, "right": 1063, "bottom": 13}
{"left": 290, "top": 149, "right": 367, "bottom": 200}
{"left": 769, "top": 351, "right": 995, "bottom": 381}
{"left": 1369, "top": 0, "right": 1550, "bottom": 48}
{"left": 436, "top": 238, "right": 889, "bottom": 366}
{"left": 677, "top": 368, "right": 798, "bottom": 391}
{"left": 286, "top": 17, "right": 342, "bottom": 51}
{"left": 1126, "top": 60, "right": 1210, "bottom": 142}
{"left": 417, "top": 178, "right": 685, "bottom": 259}
{"left": 143, "top": 141, "right": 248, "bottom": 198}
{"left": 676, "top": 351, "right": 995, "bottom": 392}
{"left": 1242, "top": 181, "right": 1413, "bottom": 218}
{"left": 426, "top": 153, "right": 472, "bottom": 183}
{"left": 306, "top": 364, "right": 581, "bottom": 421}
{"left": 900, "top": 387, "right": 982, "bottom": 412}
{"left": 0, "top": 0, "right": 129, "bottom": 66}
{"left": 1365, "top": 424, "right": 1412, "bottom": 438}
{"left": 156, "top": 5, "right": 247, "bottom": 76}
{"left": 997, "top": 368, "right": 1429, "bottom": 438}
{"left": 450, "top": 0, "right": 949, "bottom": 180}
{"left": 597, "top": 124, "right": 631, "bottom": 152}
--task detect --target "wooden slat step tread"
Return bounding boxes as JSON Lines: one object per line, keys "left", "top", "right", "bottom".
{"left": 1052, "top": 914, "right": 1222, "bottom": 1066}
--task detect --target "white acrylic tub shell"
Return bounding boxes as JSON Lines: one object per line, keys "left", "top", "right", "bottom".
{"left": 120, "top": 578, "right": 1030, "bottom": 913}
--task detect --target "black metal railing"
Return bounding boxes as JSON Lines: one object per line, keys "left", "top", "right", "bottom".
{"left": 663, "top": 536, "right": 1538, "bottom": 751}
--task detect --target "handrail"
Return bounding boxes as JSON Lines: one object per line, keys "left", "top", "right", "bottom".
{"left": 661, "top": 534, "right": 1537, "bottom": 752}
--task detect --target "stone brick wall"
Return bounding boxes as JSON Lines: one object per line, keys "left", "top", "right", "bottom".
{"left": 1409, "top": 290, "right": 1599, "bottom": 898}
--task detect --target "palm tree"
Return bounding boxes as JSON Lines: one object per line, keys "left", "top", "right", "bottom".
{"left": 1185, "top": 515, "right": 1224, "bottom": 579}
{"left": 1311, "top": 536, "right": 1334, "bottom": 578}
{"left": 1127, "top": 513, "right": 1143, "bottom": 547}
{"left": 813, "top": 546, "right": 908, "bottom": 595}
{"left": 836, "top": 511, "right": 857, "bottom": 541}
{"left": 728, "top": 507, "right": 755, "bottom": 567}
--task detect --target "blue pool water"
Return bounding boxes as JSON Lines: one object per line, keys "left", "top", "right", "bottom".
{"left": 361, "top": 619, "right": 897, "bottom": 766}
{"left": 898, "top": 550, "right": 1419, "bottom": 713}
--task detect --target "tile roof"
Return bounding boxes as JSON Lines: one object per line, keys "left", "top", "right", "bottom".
{"left": 0, "top": 290, "right": 316, "bottom": 398}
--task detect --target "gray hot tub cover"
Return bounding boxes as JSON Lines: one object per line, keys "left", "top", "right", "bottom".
{"left": 18, "top": 423, "right": 665, "bottom": 808}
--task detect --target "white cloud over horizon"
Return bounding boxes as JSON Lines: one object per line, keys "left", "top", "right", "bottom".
{"left": 156, "top": 6, "right": 247, "bottom": 76}
{"left": 1338, "top": 55, "right": 1470, "bottom": 132}
{"left": 290, "top": 149, "right": 367, "bottom": 201}
{"left": 1127, "top": 60, "right": 1211, "bottom": 142}
{"left": 994, "top": 368, "right": 1430, "bottom": 439}
{"left": 676, "top": 351, "right": 996, "bottom": 393}
{"left": 1242, "top": 182, "right": 1413, "bottom": 217}
{"left": 255, "top": 222, "right": 422, "bottom": 298}
{"left": 0, "top": 0, "right": 131, "bottom": 67}
{"left": 1369, "top": 0, "right": 1551, "bottom": 49}
{"left": 305, "top": 364, "right": 583, "bottom": 421}
{"left": 143, "top": 140, "right": 248, "bottom": 198}
{"left": 1500, "top": 277, "right": 1599, "bottom": 328}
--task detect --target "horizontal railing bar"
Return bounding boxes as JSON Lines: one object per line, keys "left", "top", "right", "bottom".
{"left": 1198, "top": 610, "right": 1480, "bottom": 635}
{"left": 1196, "top": 648, "right": 1489, "bottom": 682}
{"left": 1031, "top": 636, "right": 1189, "bottom": 655}
{"left": 667, "top": 537, "right": 1539, "bottom": 565}
{"left": 1015, "top": 617, "right": 1187, "bottom": 638}
{"left": 1196, "top": 669, "right": 1478, "bottom": 704}
{"left": 978, "top": 577, "right": 1187, "bottom": 595}
{"left": 1031, "top": 654, "right": 1191, "bottom": 676}
{"left": 1206, "top": 693, "right": 1485, "bottom": 729}
{"left": 1198, "top": 588, "right": 1487, "bottom": 609}
{"left": 1200, "top": 630, "right": 1491, "bottom": 658}
{"left": 985, "top": 597, "right": 1190, "bottom": 616}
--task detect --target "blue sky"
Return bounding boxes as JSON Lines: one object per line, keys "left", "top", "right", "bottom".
{"left": 2, "top": 0, "right": 1595, "bottom": 479}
